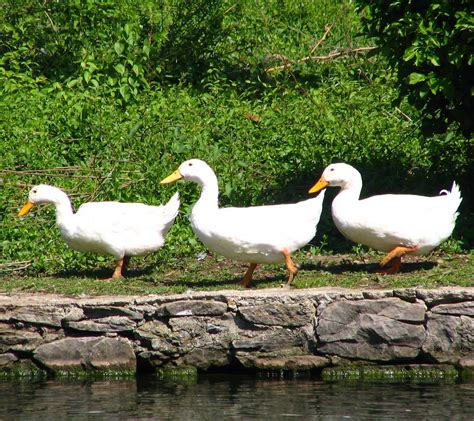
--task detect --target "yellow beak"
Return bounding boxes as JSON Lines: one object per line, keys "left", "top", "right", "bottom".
{"left": 160, "top": 169, "right": 183, "bottom": 184}
{"left": 18, "top": 201, "right": 34, "bottom": 217}
{"left": 309, "top": 176, "right": 329, "bottom": 194}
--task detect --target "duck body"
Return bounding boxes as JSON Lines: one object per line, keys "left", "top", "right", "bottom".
{"left": 310, "top": 163, "right": 462, "bottom": 272}
{"left": 190, "top": 195, "right": 325, "bottom": 264}
{"left": 332, "top": 190, "right": 460, "bottom": 255}
{"left": 19, "top": 185, "right": 180, "bottom": 278}
{"left": 161, "top": 159, "right": 325, "bottom": 286}
{"left": 59, "top": 200, "right": 179, "bottom": 257}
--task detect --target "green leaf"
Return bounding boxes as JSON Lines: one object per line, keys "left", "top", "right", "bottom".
{"left": 114, "top": 42, "right": 124, "bottom": 56}
{"left": 403, "top": 46, "right": 417, "bottom": 61}
{"left": 429, "top": 55, "right": 441, "bottom": 66}
{"left": 114, "top": 64, "right": 125, "bottom": 75}
{"left": 66, "top": 79, "right": 79, "bottom": 88}
{"left": 409, "top": 72, "right": 427, "bottom": 85}
{"left": 83, "top": 71, "right": 91, "bottom": 83}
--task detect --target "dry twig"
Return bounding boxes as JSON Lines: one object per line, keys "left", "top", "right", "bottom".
{"left": 265, "top": 46, "right": 377, "bottom": 73}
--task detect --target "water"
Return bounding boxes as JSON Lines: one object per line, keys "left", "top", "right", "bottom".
{"left": 1, "top": 374, "right": 473, "bottom": 420}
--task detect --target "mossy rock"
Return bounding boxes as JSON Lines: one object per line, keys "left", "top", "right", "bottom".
{"left": 52, "top": 367, "right": 136, "bottom": 380}
{"left": 0, "top": 360, "right": 47, "bottom": 379}
{"left": 154, "top": 366, "right": 198, "bottom": 382}
{"left": 322, "top": 364, "right": 459, "bottom": 383}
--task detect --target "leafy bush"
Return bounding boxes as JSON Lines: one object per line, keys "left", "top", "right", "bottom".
{"left": 1, "top": 1, "right": 472, "bottom": 277}
{"left": 355, "top": 0, "right": 474, "bottom": 136}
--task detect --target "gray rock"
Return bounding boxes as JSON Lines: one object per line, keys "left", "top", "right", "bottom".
{"left": 423, "top": 313, "right": 474, "bottom": 363}
{"left": 178, "top": 345, "right": 231, "bottom": 369}
{"left": 10, "top": 306, "right": 71, "bottom": 328}
{"left": 135, "top": 320, "right": 180, "bottom": 354}
{"left": 233, "top": 329, "right": 308, "bottom": 355}
{"left": 459, "top": 355, "right": 474, "bottom": 369}
{"left": 34, "top": 337, "right": 136, "bottom": 372}
{"left": 431, "top": 301, "right": 474, "bottom": 317}
{"left": 237, "top": 355, "right": 329, "bottom": 370}
{"left": 317, "top": 298, "right": 426, "bottom": 361}
{"left": 416, "top": 288, "right": 474, "bottom": 307}
{"left": 155, "top": 300, "right": 227, "bottom": 317}
{"left": 0, "top": 353, "right": 18, "bottom": 366}
{"left": 393, "top": 288, "right": 418, "bottom": 303}
{"left": 64, "top": 316, "right": 137, "bottom": 333}
{"left": 362, "top": 290, "right": 393, "bottom": 299}
{"left": 238, "top": 302, "right": 314, "bottom": 327}
{"left": 62, "top": 307, "right": 84, "bottom": 322}
{"left": 0, "top": 323, "right": 43, "bottom": 353}
{"left": 81, "top": 305, "right": 143, "bottom": 321}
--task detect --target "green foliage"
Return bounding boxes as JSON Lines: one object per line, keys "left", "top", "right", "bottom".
{"left": 355, "top": 0, "right": 474, "bottom": 136}
{"left": 0, "top": 0, "right": 472, "bottom": 278}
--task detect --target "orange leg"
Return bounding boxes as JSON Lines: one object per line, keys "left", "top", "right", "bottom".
{"left": 239, "top": 263, "right": 258, "bottom": 288}
{"left": 282, "top": 248, "right": 298, "bottom": 286}
{"left": 378, "top": 245, "right": 419, "bottom": 274}
{"left": 111, "top": 257, "right": 126, "bottom": 280}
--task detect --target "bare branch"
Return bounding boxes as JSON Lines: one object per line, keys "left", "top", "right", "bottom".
{"left": 265, "top": 46, "right": 377, "bottom": 73}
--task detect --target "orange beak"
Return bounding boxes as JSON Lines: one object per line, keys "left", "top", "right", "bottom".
{"left": 309, "top": 176, "right": 329, "bottom": 194}
{"left": 18, "top": 201, "right": 34, "bottom": 217}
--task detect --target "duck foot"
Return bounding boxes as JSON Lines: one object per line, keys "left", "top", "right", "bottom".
{"left": 283, "top": 248, "right": 298, "bottom": 286}
{"left": 377, "top": 256, "right": 402, "bottom": 275}
{"left": 377, "top": 246, "right": 419, "bottom": 274}
{"left": 105, "top": 257, "right": 127, "bottom": 281}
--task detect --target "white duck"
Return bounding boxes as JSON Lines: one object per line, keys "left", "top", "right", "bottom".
{"left": 160, "top": 159, "right": 325, "bottom": 287}
{"left": 309, "top": 163, "right": 462, "bottom": 273}
{"left": 18, "top": 185, "right": 180, "bottom": 279}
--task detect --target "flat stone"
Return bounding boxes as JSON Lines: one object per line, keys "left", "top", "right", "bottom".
{"left": 416, "top": 287, "right": 474, "bottom": 307}
{"left": 233, "top": 329, "right": 307, "bottom": 354}
{"left": 34, "top": 337, "right": 136, "bottom": 372}
{"left": 238, "top": 355, "right": 329, "bottom": 370}
{"left": 431, "top": 301, "right": 474, "bottom": 317}
{"left": 64, "top": 316, "right": 137, "bottom": 333}
{"left": 393, "top": 289, "right": 418, "bottom": 303}
{"left": 81, "top": 306, "right": 143, "bottom": 321}
{"left": 62, "top": 307, "right": 85, "bottom": 322}
{"left": 362, "top": 290, "right": 393, "bottom": 299}
{"left": 423, "top": 314, "right": 474, "bottom": 363}
{"left": 155, "top": 300, "right": 227, "bottom": 317}
{"left": 238, "top": 302, "right": 314, "bottom": 327}
{"left": 178, "top": 345, "right": 231, "bottom": 369}
{"left": 459, "top": 355, "right": 474, "bottom": 369}
{"left": 0, "top": 353, "right": 18, "bottom": 366}
{"left": 317, "top": 298, "right": 426, "bottom": 361}
{"left": 0, "top": 323, "right": 43, "bottom": 353}
{"left": 10, "top": 306, "right": 71, "bottom": 328}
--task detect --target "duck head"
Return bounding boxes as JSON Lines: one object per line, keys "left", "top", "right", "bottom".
{"left": 309, "top": 163, "right": 362, "bottom": 193}
{"left": 18, "top": 184, "right": 67, "bottom": 216}
{"left": 160, "top": 159, "right": 216, "bottom": 187}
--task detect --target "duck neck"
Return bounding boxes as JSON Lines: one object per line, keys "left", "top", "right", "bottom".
{"left": 193, "top": 171, "right": 220, "bottom": 215}
{"left": 333, "top": 174, "right": 363, "bottom": 207}
{"left": 51, "top": 190, "right": 75, "bottom": 232}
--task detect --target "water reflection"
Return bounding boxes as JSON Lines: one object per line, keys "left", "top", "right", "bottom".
{"left": 1, "top": 374, "right": 473, "bottom": 420}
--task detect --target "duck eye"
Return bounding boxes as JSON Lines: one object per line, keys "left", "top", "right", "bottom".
{"left": 329, "top": 168, "right": 334, "bottom": 172}
{"left": 32, "top": 189, "right": 37, "bottom": 193}
{"left": 189, "top": 163, "right": 193, "bottom": 166}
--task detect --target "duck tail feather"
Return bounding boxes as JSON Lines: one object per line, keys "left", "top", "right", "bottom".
{"left": 440, "top": 181, "right": 462, "bottom": 221}
{"left": 162, "top": 192, "right": 180, "bottom": 222}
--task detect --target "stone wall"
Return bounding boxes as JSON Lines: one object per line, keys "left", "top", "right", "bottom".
{"left": 1, "top": 287, "right": 473, "bottom": 376}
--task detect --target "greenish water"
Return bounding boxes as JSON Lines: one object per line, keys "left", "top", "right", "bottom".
{"left": 1, "top": 374, "right": 473, "bottom": 420}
